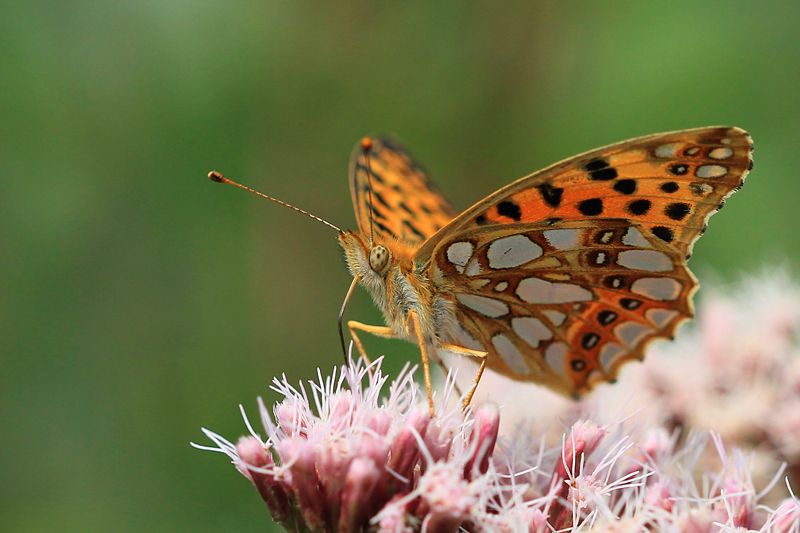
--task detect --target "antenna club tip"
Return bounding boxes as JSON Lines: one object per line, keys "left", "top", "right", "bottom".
{"left": 208, "top": 171, "right": 226, "bottom": 183}
{"left": 360, "top": 137, "right": 373, "bottom": 153}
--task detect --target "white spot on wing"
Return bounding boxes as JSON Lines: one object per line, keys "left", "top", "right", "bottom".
{"left": 469, "top": 279, "right": 490, "bottom": 290}
{"left": 516, "top": 277, "right": 592, "bottom": 304}
{"left": 696, "top": 164, "right": 728, "bottom": 178}
{"left": 599, "top": 343, "right": 626, "bottom": 372}
{"left": 646, "top": 308, "right": 680, "bottom": 328}
{"left": 465, "top": 259, "right": 482, "bottom": 276}
{"left": 487, "top": 235, "right": 542, "bottom": 269}
{"left": 543, "top": 229, "right": 579, "bottom": 250}
{"left": 615, "top": 321, "right": 655, "bottom": 347}
{"left": 622, "top": 227, "right": 651, "bottom": 248}
{"left": 456, "top": 293, "right": 510, "bottom": 318}
{"left": 709, "top": 147, "right": 733, "bottom": 159}
{"left": 492, "top": 334, "right": 530, "bottom": 375}
{"left": 433, "top": 265, "right": 445, "bottom": 284}
{"left": 631, "top": 277, "right": 682, "bottom": 301}
{"left": 543, "top": 310, "right": 567, "bottom": 326}
{"left": 493, "top": 281, "right": 509, "bottom": 292}
{"left": 447, "top": 242, "right": 473, "bottom": 267}
{"left": 544, "top": 342, "right": 567, "bottom": 376}
{"left": 617, "top": 250, "right": 673, "bottom": 272}
{"left": 655, "top": 143, "right": 681, "bottom": 158}
{"left": 511, "top": 317, "right": 552, "bottom": 349}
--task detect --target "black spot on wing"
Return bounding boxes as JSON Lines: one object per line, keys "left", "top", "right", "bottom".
{"left": 584, "top": 158, "right": 618, "bottom": 181}
{"left": 613, "top": 179, "right": 636, "bottom": 195}
{"left": 651, "top": 226, "right": 674, "bottom": 243}
{"left": 398, "top": 202, "right": 415, "bottom": 216}
{"left": 584, "top": 159, "right": 608, "bottom": 171}
{"left": 660, "top": 182, "right": 679, "bottom": 193}
{"left": 497, "top": 200, "right": 522, "bottom": 221}
{"left": 372, "top": 190, "right": 391, "bottom": 209}
{"left": 581, "top": 332, "right": 600, "bottom": 350}
{"left": 626, "top": 199, "right": 651, "bottom": 216}
{"left": 403, "top": 220, "right": 426, "bottom": 240}
{"left": 665, "top": 202, "right": 691, "bottom": 221}
{"left": 668, "top": 164, "right": 688, "bottom": 176}
{"left": 590, "top": 167, "right": 618, "bottom": 181}
{"left": 374, "top": 220, "right": 396, "bottom": 238}
{"left": 620, "top": 298, "right": 642, "bottom": 310}
{"left": 368, "top": 169, "right": 386, "bottom": 184}
{"left": 578, "top": 198, "right": 603, "bottom": 216}
{"left": 536, "top": 183, "right": 563, "bottom": 207}
{"left": 371, "top": 206, "right": 388, "bottom": 221}
{"left": 597, "top": 310, "right": 618, "bottom": 325}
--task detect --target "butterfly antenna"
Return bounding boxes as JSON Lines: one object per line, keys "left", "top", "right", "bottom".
{"left": 360, "top": 138, "right": 375, "bottom": 245}
{"left": 208, "top": 171, "right": 342, "bottom": 233}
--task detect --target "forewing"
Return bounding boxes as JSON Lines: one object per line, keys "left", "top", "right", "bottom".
{"left": 350, "top": 137, "right": 458, "bottom": 245}
{"left": 434, "top": 220, "right": 698, "bottom": 396}
{"left": 417, "top": 126, "right": 752, "bottom": 262}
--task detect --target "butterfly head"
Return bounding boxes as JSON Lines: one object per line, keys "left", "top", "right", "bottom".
{"left": 338, "top": 231, "right": 393, "bottom": 281}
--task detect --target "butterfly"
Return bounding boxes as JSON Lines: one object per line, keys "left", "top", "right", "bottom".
{"left": 337, "top": 127, "right": 752, "bottom": 412}
{"left": 210, "top": 126, "right": 752, "bottom": 415}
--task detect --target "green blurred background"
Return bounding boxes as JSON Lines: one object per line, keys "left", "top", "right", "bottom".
{"left": 2, "top": 1, "right": 798, "bottom": 531}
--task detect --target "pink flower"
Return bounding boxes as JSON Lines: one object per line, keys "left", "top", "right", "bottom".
{"left": 195, "top": 357, "right": 799, "bottom": 532}
{"left": 195, "top": 270, "right": 800, "bottom": 532}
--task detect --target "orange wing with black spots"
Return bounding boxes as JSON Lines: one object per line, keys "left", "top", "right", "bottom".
{"left": 417, "top": 127, "right": 752, "bottom": 262}
{"left": 350, "top": 138, "right": 458, "bottom": 245}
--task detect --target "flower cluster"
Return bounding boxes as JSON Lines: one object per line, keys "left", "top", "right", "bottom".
{"left": 195, "top": 270, "right": 800, "bottom": 532}
{"left": 633, "top": 269, "right": 800, "bottom": 482}
{"left": 196, "top": 361, "right": 506, "bottom": 532}
{"left": 196, "top": 358, "right": 799, "bottom": 532}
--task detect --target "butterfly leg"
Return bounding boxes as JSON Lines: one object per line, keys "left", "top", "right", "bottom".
{"left": 348, "top": 315, "right": 436, "bottom": 416}
{"left": 405, "top": 309, "right": 435, "bottom": 417}
{"left": 347, "top": 320, "right": 397, "bottom": 369}
{"left": 439, "top": 343, "right": 488, "bottom": 410}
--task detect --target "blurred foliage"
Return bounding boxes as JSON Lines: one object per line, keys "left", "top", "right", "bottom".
{"left": 1, "top": 1, "right": 799, "bottom": 532}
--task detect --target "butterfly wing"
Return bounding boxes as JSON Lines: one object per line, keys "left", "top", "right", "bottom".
{"left": 417, "top": 126, "right": 752, "bottom": 261}
{"left": 350, "top": 137, "right": 458, "bottom": 245}
{"left": 423, "top": 126, "right": 753, "bottom": 396}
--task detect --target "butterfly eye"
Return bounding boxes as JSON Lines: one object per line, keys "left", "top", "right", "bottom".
{"left": 369, "top": 245, "right": 391, "bottom": 273}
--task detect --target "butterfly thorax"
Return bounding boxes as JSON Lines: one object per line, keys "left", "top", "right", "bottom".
{"left": 339, "top": 231, "right": 440, "bottom": 342}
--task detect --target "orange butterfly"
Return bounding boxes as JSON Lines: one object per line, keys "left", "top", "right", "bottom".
{"left": 212, "top": 126, "right": 753, "bottom": 414}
